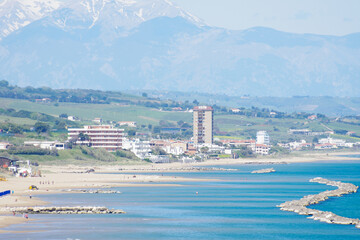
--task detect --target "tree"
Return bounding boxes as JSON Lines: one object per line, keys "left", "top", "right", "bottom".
{"left": 0, "top": 80, "right": 9, "bottom": 88}
{"left": 78, "top": 132, "right": 90, "bottom": 141}
{"left": 34, "top": 122, "right": 50, "bottom": 134}
{"left": 151, "top": 147, "right": 167, "bottom": 155}
{"left": 54, "top": 120, "right": 66, "bottom": 130}
{"left": 153, "top": 126, "right": 161, "bottom": 133}
{"left": 193, "top": 99, "right": 199, "bottom": 105}
{"left": 59, "top": 113, "right": 68, "bottom": 119}
{"left": 142, "top": 92, "right": 148, "bottom": 98}
{"left": 128, "top": 130, "right": 136, "bottom": 136}
{"left": 200, "top": 146, "right": 209, "bottom": 153}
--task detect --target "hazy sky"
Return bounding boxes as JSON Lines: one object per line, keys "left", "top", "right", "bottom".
{"left": 171, "top": 0, "right": 360, "bottom": 36}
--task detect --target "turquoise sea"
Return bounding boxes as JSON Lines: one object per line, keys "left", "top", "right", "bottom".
{"left": 3, "top": 160, "right": 360, "bottom": 239}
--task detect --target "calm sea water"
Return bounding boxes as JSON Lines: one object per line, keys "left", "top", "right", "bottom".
{"left": 3, "top": 160, "right": 360, "bottom": 240}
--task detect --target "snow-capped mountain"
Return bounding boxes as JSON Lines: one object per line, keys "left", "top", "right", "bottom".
{"left": 0, "top": 0, "right": 61, "bottom": 39}
{"left": 0, "top": 0, "right": 359, "bottom": 97}
{"left": 0, "top": 0, "right": 203, "bottom": 38}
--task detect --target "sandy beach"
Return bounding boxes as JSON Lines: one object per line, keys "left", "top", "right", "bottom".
{"left": 0, "top": 170, "right": 211, "bottom": 230}
{"left": 0, "top": 151, "right": 359, "bottom": 231}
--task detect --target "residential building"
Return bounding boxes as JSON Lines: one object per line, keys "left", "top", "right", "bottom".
{"left": 319, "top": 137, "right": 346, "bottom": 147}
{"left": 149, "top": 140, "right": 188, "bottom": 156}
{"left": 279, "top": 140, "right": 312, "bottom": 151}
{"left": 186, "top": 144, "right": 197, "bottom": 155}
{"left": 24, "top": 141, "right": 65, "bottom": 150}
{"left": 220, "top": 139, "right": 256, "bottom": 151}
{"left": 150, "top": 140, "right": 168, "bottom": 149}
{"left": 0, "top": 142, "right": 11, "bottom": 150}
{"left": 164, "top": 141, "right": 188, "bottom": 155}
{"left": 122, "top": 138, "right": 151, "bottom": 159}
{"left": 35, "top": 98, "right": 51, "bottom": 103}
{"left": 230, "top": 108, "right": 241, "bottom": 113}
{"left": 255, "top": 144, "right": 271, "bottom": 155}
{"left": 256, "top": 131, "right": 270, "bottom": 145}
{"left": 68, "top": 125, "right": 124, "bottom": 151}
{"left": 193, "top": 106, "right": 213, "bottom": 145}
{"left": 93, "top": 118, "right": 103, "bottom": 124}
{"left": 118, "top": 121, "right": 137, "bottom": 127}
{"left": 68, "top": 116, "right": 80, "bottom": 121}
{"left": 315, "top": 143, "right": 337, "bottom": 150}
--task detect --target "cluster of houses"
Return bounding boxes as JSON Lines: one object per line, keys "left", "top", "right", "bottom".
{"left": 278, "top": 137, "right": 358, "bottom": 150}
{"left": 1, "top": 105, "right": 360, "bottom": 166}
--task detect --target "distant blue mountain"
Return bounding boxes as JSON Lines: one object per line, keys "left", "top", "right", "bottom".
{"left": 0, "top": 0, "right": 359, "bottom": 97}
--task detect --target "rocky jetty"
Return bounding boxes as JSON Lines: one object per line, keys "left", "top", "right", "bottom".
{"left": 63, "top": 189, "right": 121, "bottom": 194}
{"left": 278, "top": 177, "right": 360, "bottom": 229}
{"left": 251, "top": 168, "right": 275, "bottom": 174}
{"left": 118, "top": 167, "right": 238, "bottom": 172}
{"left": 3, "top": 206, "right": 125, "bottom": 214}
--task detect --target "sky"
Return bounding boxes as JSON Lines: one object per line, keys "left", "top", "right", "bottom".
{"left": 171, "top": 0, "right": 360, "bottom": 36}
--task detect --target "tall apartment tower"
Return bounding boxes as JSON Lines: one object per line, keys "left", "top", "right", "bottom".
{"left": 256, "top": 131, "right": 270, "bottom": 145}
{"left": 193, "top": 106, "right": 214, "bottom": 145}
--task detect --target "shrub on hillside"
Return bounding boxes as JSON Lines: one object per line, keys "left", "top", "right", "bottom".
{"left": 7, "top": 146, "right": 58, "bottom": 156}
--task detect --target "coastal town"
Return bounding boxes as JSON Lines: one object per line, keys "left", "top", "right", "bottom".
{"left": 1, "top": 104, "right": 360, "bottom": 177}
{"left": 0, "top": 0, "right": 359, "bottom": 238}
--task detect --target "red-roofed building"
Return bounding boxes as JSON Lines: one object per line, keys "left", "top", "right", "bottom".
{"left": 255, "top": 144, "right": 271, "bottom": 155}
{"left": 220, "top": 139, "right": 256, "bottom": 151}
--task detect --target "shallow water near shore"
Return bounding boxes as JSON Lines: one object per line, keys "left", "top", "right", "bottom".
{"left": 3, "top": 161, "right": 360, "bottom": 239}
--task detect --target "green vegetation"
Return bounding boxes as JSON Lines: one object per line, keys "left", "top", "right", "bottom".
{"left": 1, "top": 82, "right": 360, "bottom": 165}
{"left": 0, "top": 146, "right": 145, "bottom": 166}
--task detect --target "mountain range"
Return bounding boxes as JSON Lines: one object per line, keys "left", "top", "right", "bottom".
{"left": 0, "top": 0, "right": 359, "bottom": 97}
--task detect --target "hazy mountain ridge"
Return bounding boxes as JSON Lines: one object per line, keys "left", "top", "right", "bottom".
{"left": 0, "top": 0, "right": 359, "bottom": 97}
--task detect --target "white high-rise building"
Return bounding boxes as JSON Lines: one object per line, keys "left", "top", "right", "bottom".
{"left": 256, "top": 131, "right": 270, "bottom": 145}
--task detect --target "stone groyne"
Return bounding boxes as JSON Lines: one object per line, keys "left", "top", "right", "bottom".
{"left": 63, "top": 189, "right": 122, "bottom": 194}
{"left": 118, "top": 167, "right": 238, "bottom": 172}
{"left": 2, "top": 206, "right": 125, "bottom": 214}
{"left": 251, "top": 168, "right": 275, "bottom": 174}
{"left": 278, "top": 177, "right": 360, "bottom": 228}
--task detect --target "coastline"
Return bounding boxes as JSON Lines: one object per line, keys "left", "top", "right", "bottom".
{"left": 0, "top": 172, "right": 212, "bottom": 230}
{"left": 1, "top": 151, "right": 359, "bottom": 231}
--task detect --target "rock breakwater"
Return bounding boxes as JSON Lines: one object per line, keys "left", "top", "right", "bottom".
{"left": 251, "top": 168, "right": 275, "bottom": 174}
{"left": 1, "top": 206, "right": 125, "bottom": 214}
{"left": 63, "top": 189, "right": 121, "bottom": 194}
{"left": 278, "top": 177, "right": 360, "bottom": 228}
{"left": 118, "top": 167, "right": 238, "bottom": 172}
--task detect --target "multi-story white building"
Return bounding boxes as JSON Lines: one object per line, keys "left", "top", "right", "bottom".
{"left": 118, "top": 121, "right": 137, "bottom": 128}
{"left": 122, "top": 138, "right": 151, "bottom": 159}
{"left": 68, "top": 125, "right": 124, "bottom": 152}
{"left": 24, "top": 141, "right": 65, "bottom": 150}
{"left": 0, "top": 142, "right": 11, "bottom": 150}
{"left": 193, "top": 106, "right": 213, "bottom": 145}
{"left": 255, "top": 144, "right": 271, "bottom": 155}
{"left": 319, "top": 137, "right": 346, "bottom": 147}
{"left": 256, "top": 131, "right": 270, "bottom": 145}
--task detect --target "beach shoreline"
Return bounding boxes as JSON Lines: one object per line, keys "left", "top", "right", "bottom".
{"left": 1, "top": 151, "right": 359, "bottom": 231}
